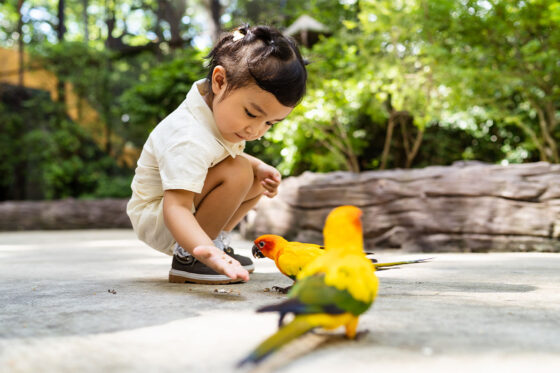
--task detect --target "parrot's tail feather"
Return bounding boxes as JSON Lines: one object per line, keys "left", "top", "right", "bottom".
{"left": 238, "top": 316, "right": 316, "bottom": 367}
{"left": 278, "top": 312, "right": 288, "bottom": 328}
{"left": 257, "top": 298, "right": 308, "bottom": 314}
{"left": 375, "top": 266, "right": 400, "bottom": 271}
{"left": 374, "top": 257, "right": 433, "bottom": 269}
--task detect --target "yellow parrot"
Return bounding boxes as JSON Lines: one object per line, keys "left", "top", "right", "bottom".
{"left": 239, "top": 205, "right": 378, "bottom": 366}
{"left": 252, "top": 234, "right": 431, "bottom": 293}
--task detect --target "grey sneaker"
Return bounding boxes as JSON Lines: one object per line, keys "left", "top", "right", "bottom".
{"left": 215, "top": 231, "right": 255, "bottom": 272}
{"left": 224, "top": 246, "right": 255, "bottom": 272}
{"left": 169, "top": 254, "right": 244, "bottom": 284}
{"left": 168, "top": 244, "right": 254, "bottom": 284}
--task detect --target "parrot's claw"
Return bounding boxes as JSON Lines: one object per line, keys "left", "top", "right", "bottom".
{"left": 353, "top": 329, "right": 370, "bottom": 340}
{"left": 272, "top": 285, "right": 292, "bottom": 294}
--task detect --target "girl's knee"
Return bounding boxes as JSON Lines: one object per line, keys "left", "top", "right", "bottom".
{"left": 226, "top": 156, "right": 252, "bottom": 175}
{"left": 218, "top": 156, "right": 253, "bottom": 187}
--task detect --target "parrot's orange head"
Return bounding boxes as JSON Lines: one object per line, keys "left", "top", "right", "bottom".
{"left": 252, "top": 235, "right": 287, "bottom": 260}
{"left": 324, "top": 205, "right": 364, "bottom": 252}
{"left": 325, "top": 205, "right": 362, "bottom": 230}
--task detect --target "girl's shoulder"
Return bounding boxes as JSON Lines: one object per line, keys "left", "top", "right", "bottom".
{"left": 149, "top": 115, "right": 221, "bottom": 159}
{"left": 152, "top": 103, "right": 214, "bottom": 140}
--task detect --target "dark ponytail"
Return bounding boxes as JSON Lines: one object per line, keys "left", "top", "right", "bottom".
{"left": 206, "top": 25, "right": 307, "bottom": 107}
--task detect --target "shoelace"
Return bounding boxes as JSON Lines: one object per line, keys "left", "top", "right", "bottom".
{"left": 177, "top": 247, "right": 236, "bottom": 266}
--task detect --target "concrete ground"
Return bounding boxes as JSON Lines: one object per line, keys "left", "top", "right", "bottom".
{"left": 0, "top": 230, "right": 559, "bottom": 373}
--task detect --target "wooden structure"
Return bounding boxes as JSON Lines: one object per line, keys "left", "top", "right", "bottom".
{"left": 284, "top": 15, "right": 330, "bottom": 48}
{"left": 0, "top": 47, "right": 139, "bottom": 168}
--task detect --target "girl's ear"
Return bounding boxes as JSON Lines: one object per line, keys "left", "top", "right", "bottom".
{"left": 211, "top": 66, "right": 227, "bottom": 96}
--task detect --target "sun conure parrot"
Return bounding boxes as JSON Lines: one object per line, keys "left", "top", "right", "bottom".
{"left": 238, "top": 205, "right": 378, "bottom": 366}
{"left": 252, "top": 234, "right": 431, "bottom": 293}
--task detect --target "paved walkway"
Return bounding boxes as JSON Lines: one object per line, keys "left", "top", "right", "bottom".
{"left": 1, "top": 230, "right": 559, "bottom": 373}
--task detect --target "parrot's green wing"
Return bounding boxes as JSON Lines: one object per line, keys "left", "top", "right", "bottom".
{"left": 258, "top": 273, "right": 371, "bottom": 317}
{"left": 293, "top": 274, "right": 372, "bottom": 315}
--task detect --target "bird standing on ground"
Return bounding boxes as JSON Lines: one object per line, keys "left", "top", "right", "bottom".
{"left": 239, "top": 205, "right": 378, "bottom": 366}
{"left": 252, "top": 234, "right": 431, "bottom": 293}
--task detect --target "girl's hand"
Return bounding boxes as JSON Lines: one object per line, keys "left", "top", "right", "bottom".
{"left": 192, "top": 245, "right": 250, "bottom": 282}
{"left": 255, "top": 162, "right": 282, "bottom": 198}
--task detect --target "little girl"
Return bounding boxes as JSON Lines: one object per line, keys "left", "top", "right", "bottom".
{"left": 126, "top": 25, "right": 307, "bottom": 284}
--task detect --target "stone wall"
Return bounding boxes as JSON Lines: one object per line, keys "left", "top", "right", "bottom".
{"left": 2, "top": 162, "right": 559, "bottom": 253}
{"left": 0, "top": 198, "right": 131, "bottom": 230}
{"left": 240, "top": 162, "right": 560, "bottom": 252}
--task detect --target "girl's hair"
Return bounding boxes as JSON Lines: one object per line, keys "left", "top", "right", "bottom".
{"left": 206, "top": 25, "right": 307, "bottom": 107}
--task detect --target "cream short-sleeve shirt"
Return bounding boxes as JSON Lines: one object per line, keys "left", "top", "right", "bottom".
{"left": 126, "top": 79, "right": 245, "bottom": 255}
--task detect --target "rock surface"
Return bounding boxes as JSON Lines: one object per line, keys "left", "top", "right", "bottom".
{"left": 1, "top": 230, "right": 560, "bottom": 372}
{"left": 240, "top": 162, "right": 560, "bottom": 252}
{"left": 0, "top": 198, "right": 131, "bottom": 230}
{"left": 2, "top": 162, "right": 559, "bottom": 253}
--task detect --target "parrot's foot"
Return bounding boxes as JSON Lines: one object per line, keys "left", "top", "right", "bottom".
{"left": 352, "top": 329, "right": 370, "bottom": 340}
{"left": 310, "top": 330, "right": 334, "bottom": 336}
{"left": 272, "top": 285, "right": 292, "bottom": 294}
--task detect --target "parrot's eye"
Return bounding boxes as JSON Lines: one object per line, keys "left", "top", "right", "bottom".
{"left": 259, "top": 241, "right": 265, "bottom": 248}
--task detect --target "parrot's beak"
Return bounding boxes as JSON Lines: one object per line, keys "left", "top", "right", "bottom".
{"left": 252, "top": 244, "right": 265, "bottom": 258}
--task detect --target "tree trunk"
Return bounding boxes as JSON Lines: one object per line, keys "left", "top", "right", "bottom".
{"left": 406, "top": 128, "right": 424, "bottom": 168}
{"left": 157, "top": 0, "right": 187, "bottom": 48}
{"left": 533, "top": 100, "right": 559, "bottom": 163}
{"left": 398, "top": 111, "right": 424, "bottom": 168}
{"left": 206, "top": 0, "right": 222, "bottom": 43}
{"left": 380, "top": 114, "right": 396, "bottom": 170}
{"left": 102, "top": 58, "right": 113, "bottom": 156}
{"left": 105, "top": 0, "right": 159, "bottom": 55}
{"left": 82, "top": 0, "right": 89, "bottom": 42}
{"left": 56, "top": 0, "right": 66, "bottom": 104}
{"left": 17, "top": 0, "right": 24, "bottom": 87}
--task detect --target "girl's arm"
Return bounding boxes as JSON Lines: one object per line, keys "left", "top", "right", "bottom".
{"left": 163, "top": 189, "right": 249, "bottom": 281}
{"left": 241, "top": 153, "right": 264, "bottom": 170}
{"left": 241, "top": 153, "right": 282, "bottom": 198}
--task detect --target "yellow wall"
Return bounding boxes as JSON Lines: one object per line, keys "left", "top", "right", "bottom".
{"left": 0, "top": 47, "right": 139, "bottom": 167}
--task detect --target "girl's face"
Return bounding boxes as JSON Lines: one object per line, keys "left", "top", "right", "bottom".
{"left": 208, "top": 66, "right": 293, "bottom": 143}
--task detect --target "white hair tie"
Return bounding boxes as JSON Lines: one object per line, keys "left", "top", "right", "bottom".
{"left": 233, "top": 29, "right": 245, "bottom": 41}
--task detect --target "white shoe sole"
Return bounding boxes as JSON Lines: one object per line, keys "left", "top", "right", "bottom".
{"left": 168, "top": 265, "right": 254, "bottom": 285}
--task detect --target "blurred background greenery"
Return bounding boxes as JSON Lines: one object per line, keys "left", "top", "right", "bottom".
{"left": 0, "top": 0, "right": 558, "bottom": 201}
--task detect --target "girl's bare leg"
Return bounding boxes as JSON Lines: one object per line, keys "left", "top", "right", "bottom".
{"left": 193, "top": 156, "right": 263, "bottom": 239}
{"left": 223, "top": 178, "right": 264, "bottom": 231}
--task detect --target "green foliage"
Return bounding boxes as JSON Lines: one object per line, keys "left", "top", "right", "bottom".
{"left": 3, "top": 0, "right": 559, "bottom": 203}
{"left": 33, "top": 41, "right": 147, "bottom": 151}
{"left": 119, "top": 48, "right": 206, "bottom": 147}
{"left": 0, "top": 85, "right": 131, "bottom": 200}
{"left": 423, "top": 0, "right": 560, "bottom": 162}
{"left": 268, "top": 77, "right": 386, "bottom": 174}
{"left": 415, "top": 120, "right": 531, "bottom": 168}
{"left": 262, "top": 0, "right": 559, "bottom": 174}
{"left": 225, "top": 0, "right": 358, "bottom": 29}
{"left": 82, "top": 174, "right": 134, "bottom": 199}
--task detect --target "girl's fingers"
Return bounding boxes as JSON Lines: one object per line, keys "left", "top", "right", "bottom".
{"left": 263, "top": 189, "right": 277, "bottom": 198}
{"left": 236, "top": 268, "right": 250, "bottom": 282}
{"left": 260, "top": 176, "right": 280, "bottom": 198}
{"left": 261, "top": 184, "right": 278, "bottom": 196}
{"left": 192, "top": 245, "right": 249, "bottom": 281}
{"left": 262, "top": 178, "right": 279, "bottom": 188}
